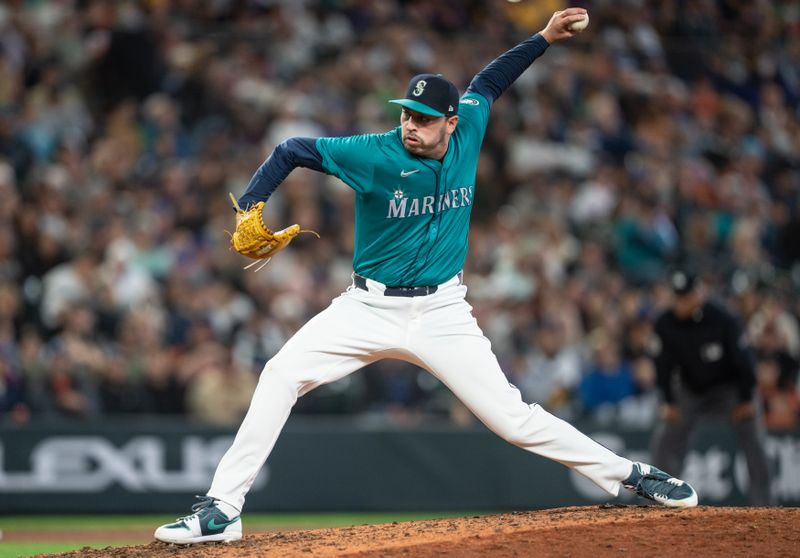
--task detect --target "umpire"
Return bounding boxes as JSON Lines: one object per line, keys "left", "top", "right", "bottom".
{"left": 649, "top": 270, "right": 772, "bottom": 505}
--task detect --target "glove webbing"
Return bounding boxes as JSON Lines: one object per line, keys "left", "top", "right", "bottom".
{"left": 228, "top": 193, "right": 319, "bottom": 272}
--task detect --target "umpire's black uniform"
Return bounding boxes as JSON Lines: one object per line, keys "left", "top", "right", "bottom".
{"left": 649, "top": 271, "right": 772, "bottom": 505}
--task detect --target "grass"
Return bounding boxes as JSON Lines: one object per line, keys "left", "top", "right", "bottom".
{"left": 0, "top": 542, "right": 136, "bottom": 558}
{"left": 0, "top": 511, "right": 486, "bottom": 558}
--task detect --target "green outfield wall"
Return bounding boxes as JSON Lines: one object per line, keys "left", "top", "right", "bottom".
{"left": 1, "top": 418, "right": 798, "bottom": 512}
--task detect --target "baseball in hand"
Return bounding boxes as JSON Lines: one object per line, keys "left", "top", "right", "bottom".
{"left": 569, "top": 13, "right": 589, "bottom": 32}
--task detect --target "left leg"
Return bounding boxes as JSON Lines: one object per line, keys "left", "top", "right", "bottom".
{"left": 733, "top": 413, "right": 773, "bottom": 505}
{"left": 407, "top": 283, "right": 632, "bottom": 496}
{"left": 729, "top": 397, "right": 773, "bottom": 505}
{"left": 706, "top": 387, "right": 773, "bottom": 506}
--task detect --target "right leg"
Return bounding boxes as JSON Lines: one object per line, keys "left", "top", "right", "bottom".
{"left": 207, "top": 291, "right": 400, "bottom": 512}
{"left": 156, "top": 288, "right": 407, "bottom": 543}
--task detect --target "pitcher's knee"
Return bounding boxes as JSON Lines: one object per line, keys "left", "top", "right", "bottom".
{"left": 490, "top": 405, "right": 550, "bottom": 447}
{"left": 500, "top": 430, "right": 533, "bottom": 447}
{"left": 259, "top": 360, "right": 323, "bottom": 400}
{"left": 259, "top": 362, "right": 302, "bottom": 397}
{"left": 488, "top": 418, "right": 533, "bottom": 446}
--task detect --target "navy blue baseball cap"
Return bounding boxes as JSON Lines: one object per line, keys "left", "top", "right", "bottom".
{"left": 389, "top": 74, "right": 459, "bottom": 118}
{"left": 670, "top": 269, "right": 698, "bottom": 296}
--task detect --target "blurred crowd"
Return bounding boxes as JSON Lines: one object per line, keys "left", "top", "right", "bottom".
{"left": 1, "top": 0, "right": 799, "bottom": 429}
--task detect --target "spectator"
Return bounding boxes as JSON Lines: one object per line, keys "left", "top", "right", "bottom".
{"left": 752, "top": 317, "right": 800, "bottom": 393}
{"left": 752, "top": 317, "right": 799, "bottom": 430}
{"left": 618, "top": 357, "right": 660, "bottom": 428}
{"left": 514, "top": 318, "right": 581, "bottom": 418}
{"left": 756, "top": 358, "right": 799, "bottom": 431}
{"left": 748, "top": 293, "right": 800, "bottom": 360}
{"left": 578, "top": 328, "right": 635, "bottom": 416}
{"left": 0, "top": 283, "right": 27, "bottom": 422}
{"left": 184, "top": 342, "right": 256, "bottom": 426}
{"left": 613, "top": 194, "right": 677, "bottom": 286}
{"left": 140, "top": 348, "right": 184, "bottom": 415}
{"left": 364, "top": 360, "right": 427, "bottom": 421}
{"left": 39, "top": 252, "right": 101, "bottom": 331}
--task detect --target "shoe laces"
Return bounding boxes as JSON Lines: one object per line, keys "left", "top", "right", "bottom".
{"left": 641, "top": 474, "right": 682, "bottom": 495}
{"left": 175, "top": 495, "right": 219, "bottom": 522}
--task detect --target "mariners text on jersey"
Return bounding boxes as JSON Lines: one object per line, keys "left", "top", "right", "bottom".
{"left": 387, "top": 186, "right": 473, "bottom": 219}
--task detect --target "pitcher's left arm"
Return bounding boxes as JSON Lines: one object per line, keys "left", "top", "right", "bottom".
{"left": 466, "top": 8, "right": 587, "bottom": 106}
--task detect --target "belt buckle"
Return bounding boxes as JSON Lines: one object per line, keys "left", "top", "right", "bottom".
{"left": 384, "top": 284, "right": 430, "bottom": 297}
{"left": 354, "top": 273, "right": 439, "bottom": 297}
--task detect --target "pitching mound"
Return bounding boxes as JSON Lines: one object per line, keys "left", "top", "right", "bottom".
{"left": 44, "top": 506, "right": 799, "bottom": 558}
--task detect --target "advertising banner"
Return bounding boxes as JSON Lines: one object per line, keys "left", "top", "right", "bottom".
{"left": 1, "top": 419, "right": 798, "bottom": 512}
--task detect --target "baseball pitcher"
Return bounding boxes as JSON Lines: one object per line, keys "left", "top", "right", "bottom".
{"left": 155, "top": 8, "right": 697, "bottom": 545}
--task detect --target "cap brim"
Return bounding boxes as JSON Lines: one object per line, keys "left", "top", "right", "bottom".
{"left": 388, "top": 99, "right": 444, "bottom": 117}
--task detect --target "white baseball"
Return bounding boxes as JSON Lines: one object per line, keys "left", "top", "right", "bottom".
{"left": 569, "top": 13, "right": 589, "bottom": 32}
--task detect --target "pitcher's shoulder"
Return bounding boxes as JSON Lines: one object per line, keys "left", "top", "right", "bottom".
{"left": 456, "top": 92, "right": 490, "bottom": 133}
{"left": 458, "top": 92, "right": 487, "bottom": 108}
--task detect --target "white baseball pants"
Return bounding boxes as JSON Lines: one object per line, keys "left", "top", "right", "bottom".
{"left": 208, "top": 274, "right": 633, "bottom": 512}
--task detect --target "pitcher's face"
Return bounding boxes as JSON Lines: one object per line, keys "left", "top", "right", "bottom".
{"left": 400, "top": 107, "right": 457, "bottom": 159}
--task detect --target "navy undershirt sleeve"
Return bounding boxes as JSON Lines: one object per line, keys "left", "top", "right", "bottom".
{"left": 237, "top": 137, "right": 323, "bottom": 208}
{"left": 466, "top": 33, "right": 550, "bottom": 105}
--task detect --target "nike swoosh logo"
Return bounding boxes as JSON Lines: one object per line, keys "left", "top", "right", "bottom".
{"left": 400, "top": 169, "right": 420, "bottom": 177}
{"left": 207, "top": 517, "right": 239, "bottom": 531}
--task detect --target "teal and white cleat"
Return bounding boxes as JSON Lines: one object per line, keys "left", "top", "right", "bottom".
{"left": 154, "top": 495, "right": 242, "bottom": 544}
{"left": 623, "top": 462, "right": 698, "bottom": 508}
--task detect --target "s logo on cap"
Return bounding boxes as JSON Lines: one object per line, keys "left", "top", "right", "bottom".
{"left": 413, "top": 80, "right": 427, "bottom": 97}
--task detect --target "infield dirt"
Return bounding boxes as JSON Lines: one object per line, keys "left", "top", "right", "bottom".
{"left": 38, "top": 505, "right": 799, "bottom": 558}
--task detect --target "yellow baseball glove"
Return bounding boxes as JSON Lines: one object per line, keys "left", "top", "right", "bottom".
{"left": 228, "top": 193, "right": 316, "bottom": 270}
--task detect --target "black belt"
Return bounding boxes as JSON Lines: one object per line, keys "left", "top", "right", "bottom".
{"left": 353, "top": 274, "right": 438, "bottom": 297}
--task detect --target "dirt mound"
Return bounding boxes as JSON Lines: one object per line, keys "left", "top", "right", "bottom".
{"left": 41, "top": 506, "right": 799, "bottom": 558}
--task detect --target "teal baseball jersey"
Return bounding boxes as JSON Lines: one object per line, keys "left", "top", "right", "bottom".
{"left": 316, "top": 92, "right": 490, "bottom": 286}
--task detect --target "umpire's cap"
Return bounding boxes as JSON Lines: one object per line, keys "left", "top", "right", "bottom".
{"left": 389, "top": 74, "right": 459, "bottom": 118}
{"left": 670, "top": 269, "right": 698, "bottom": 296}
